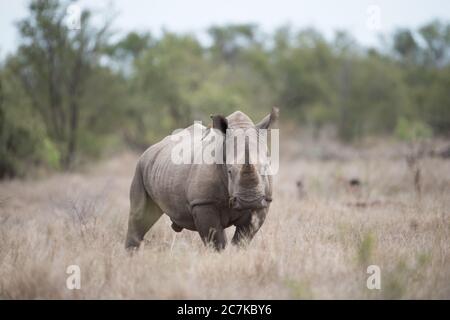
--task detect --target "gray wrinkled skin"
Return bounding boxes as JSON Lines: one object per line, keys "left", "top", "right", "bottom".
{"left": 125, "top": 108, "right": 278, "bottom": 250}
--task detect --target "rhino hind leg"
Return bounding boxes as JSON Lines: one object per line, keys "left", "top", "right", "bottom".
{"left": 125, "top": 165, "right": 163, "bottom": 249}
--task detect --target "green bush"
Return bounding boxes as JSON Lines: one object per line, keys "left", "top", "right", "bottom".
{"left": 395, "top": 117, "right": 432, "bottom": 142}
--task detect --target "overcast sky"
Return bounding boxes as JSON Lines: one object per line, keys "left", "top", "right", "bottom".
{"left": 1, "top": 0, "right": 450, "bottom": 59}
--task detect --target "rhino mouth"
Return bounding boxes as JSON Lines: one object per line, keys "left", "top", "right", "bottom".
{"left": 230, "top": 195, "right": 269, "bottom": 210}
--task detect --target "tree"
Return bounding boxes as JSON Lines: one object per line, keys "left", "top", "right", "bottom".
{"left": 13, "top": 0, "right": 112, "bottom": 169}
{"left": 418, "top": 20, "right": 450, "bottom": 68}
{"left": 0, "top": 61, "right": 58, "bottom": 178}
{"left": 393, "top": 29, "right": 419, "bottom": 64}
{"left": 132, "top": 32, "right": 204, "bottom": 130}
{"left": 107, "top": 31, "right": 153, "bottom": 75}
{"left": 208, "top": 24, "right": 259, "bottom": 64}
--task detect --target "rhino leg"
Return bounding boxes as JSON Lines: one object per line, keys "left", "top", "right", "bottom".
{"left": 192, "top": 205, "right": 226, "bottom": 251}
{"left": 125, "top": 165, "right": 163, "bottom": 249}
{"left": 232, "top": 209, "right": 267, "bottom": 246}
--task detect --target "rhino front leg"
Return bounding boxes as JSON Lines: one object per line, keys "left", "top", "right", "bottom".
{"left": 192, "top": 205, "right": 226, "bottom": 251}
{"left": 232, "top": 209, "right": 267, "bottom": 246}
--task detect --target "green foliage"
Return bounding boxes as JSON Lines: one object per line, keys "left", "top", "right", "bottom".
{"left": 395, "top": 117, "right": 432, "bottom": 142}
{"left": 1, "top": 0, "right": 450, "bottom": 178}
{"left": 40, "top": 138, "right": 61, "bottom": 169}
{"left": 0, "top": 66, "right": 55, "bottom": 177}
{"left": 13, "top": 0, "right": 114, "bottom": 169}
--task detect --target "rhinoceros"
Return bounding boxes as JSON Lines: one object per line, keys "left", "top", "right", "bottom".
{"left": 125, "top": 108, "right": 278, "bottom": 250}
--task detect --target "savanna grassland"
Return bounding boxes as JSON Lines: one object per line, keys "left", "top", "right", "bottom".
{"left": 0, "top": 136, "right": 449, "bottom": 299}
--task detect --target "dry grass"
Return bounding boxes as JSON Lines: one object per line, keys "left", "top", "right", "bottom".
{"left": 1, "top": 138, "right": 450, "bottom": 299}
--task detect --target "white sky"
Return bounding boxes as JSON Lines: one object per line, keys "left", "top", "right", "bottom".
{"left": 1, "top": 0, "right": 450, "bottom": 59}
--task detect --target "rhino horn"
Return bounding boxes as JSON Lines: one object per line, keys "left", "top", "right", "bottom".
{"left": 240, "top": 137, "right": 258, "bottom": 186}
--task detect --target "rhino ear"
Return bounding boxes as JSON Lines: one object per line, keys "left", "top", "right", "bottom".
{"left": 255, "top": 107, "right": 279, "bottom": 129}
{"left": 210, "top": 115, "right": 228, "bottom": 134}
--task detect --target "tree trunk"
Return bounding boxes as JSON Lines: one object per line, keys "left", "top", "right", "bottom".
{"left": 63, "top": 99, "right": 79, "bottom": 170}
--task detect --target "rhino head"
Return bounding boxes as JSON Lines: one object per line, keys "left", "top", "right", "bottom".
{"left": 211, "top": 108, "right": 279, "bottom": 211}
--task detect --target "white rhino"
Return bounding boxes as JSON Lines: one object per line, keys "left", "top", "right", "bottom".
{"left": 125, "top": 108, "right": 278, "bottom": 250}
